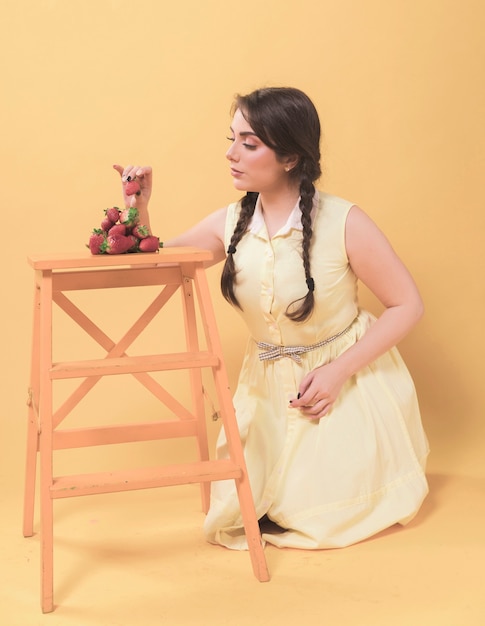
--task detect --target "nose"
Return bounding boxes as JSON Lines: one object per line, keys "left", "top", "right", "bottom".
{"left": 226, "top": 141, "right": 238, "bottom": 162}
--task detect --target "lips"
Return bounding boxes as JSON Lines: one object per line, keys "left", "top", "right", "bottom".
{"left": 230, "top": 168, "right": 243, "bottom": 177}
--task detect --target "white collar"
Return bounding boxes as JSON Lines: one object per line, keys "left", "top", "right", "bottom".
{"left": 249, "top": 191, "right": 319, "bottom": 236}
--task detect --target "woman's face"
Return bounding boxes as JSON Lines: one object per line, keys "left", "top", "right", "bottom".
{"left": 226, "top": 108, "right": 290, "bottom": 194}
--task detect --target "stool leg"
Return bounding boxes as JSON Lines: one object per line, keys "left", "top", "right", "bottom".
{"left": 213, "top": 376, "right": 270, "bottom": 582}
{"left": 233, "top": 471, "right": 271, "bottom": 582}
{"left": 181, "top": 274, "right": 211, "bottom": 512}
{"left": 193, "top": 266, "right": 270, "bottom": 582}
{"left": 40, "top": 463, "right": 54, "bottom": 613}
{"left": 24, "top": 283, "right": 41, "bottom": 538}
{"left": 23, "top": 406, "right": 39, "bottom": 538}
{"left": 39, "top": 271, "right": 55, "bottom": 613}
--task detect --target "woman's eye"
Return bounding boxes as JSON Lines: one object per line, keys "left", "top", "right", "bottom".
{"left": 226, "top": 136, "right": 256, "bottom": 150}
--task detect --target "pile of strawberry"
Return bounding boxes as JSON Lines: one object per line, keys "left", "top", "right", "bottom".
{"left": 87, "top": 206, "right": 163, "bottom": 255}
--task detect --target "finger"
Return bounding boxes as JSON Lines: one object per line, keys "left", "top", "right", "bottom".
{"left": 300, "top": 405, "right": 320, "bottom": 417}
{"left": 122, "top": 164, "right": 138, "bottom": 182}
{"left": 301, "top": 409, "right": 322, "bottom": 421}
{"left": 289, "top": 395, "right": 303, "bottom": 408}
{"left": 293, "top": 390, "right": 324, "bottom": 408}
{"left": 316, "top": 400, "right": 333, "bottom": 417}
{"left": 134, "top": 165, "right": 152, "bottom": 180}
{"left": 301, "top": 399, "right": 331, "bottom": 419}
{"left": 113, "top": 164, "right": 124, "bottom": 177}
{"left": 289, "top": 389, "right": 310, "bottom": 407}
{"left": 298, "top": 378, "right": 312, "bottom": 397}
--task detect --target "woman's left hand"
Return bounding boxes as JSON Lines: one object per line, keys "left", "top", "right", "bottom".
{"left": 290, "top": 362, "right": 347, "bottom": 420}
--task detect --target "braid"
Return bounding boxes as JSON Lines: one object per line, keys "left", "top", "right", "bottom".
{"left": 220, "top": 192, "right": 258, "bottom": 308}
{"left": 224, "top": 88, "right": 322, "bottom": 321}
{"left": 286, "top": 168, "right": 316, "bottom": 322}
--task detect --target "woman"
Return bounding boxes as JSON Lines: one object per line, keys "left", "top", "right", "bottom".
{"left": 114, "top": 87, "right": 429, "bottom": 550}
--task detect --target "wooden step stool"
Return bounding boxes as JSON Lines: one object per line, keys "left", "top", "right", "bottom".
{"left": 23, "top": 248, "right": 269, "bottom": 613}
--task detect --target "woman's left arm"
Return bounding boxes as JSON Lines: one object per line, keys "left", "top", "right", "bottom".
{"left": 334, "top": 204, "right": 424, "bottom": 377}
{"left": 292, "top": 205, "right": 424, "bottom": 419}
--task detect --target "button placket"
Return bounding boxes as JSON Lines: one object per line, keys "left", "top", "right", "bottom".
{"left": 260, "top": 242, "right": 281, "bottom": 343}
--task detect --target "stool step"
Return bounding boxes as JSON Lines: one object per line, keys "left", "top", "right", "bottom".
{"left": 51, "top": 460, "right": 242, "bottom": 498}
{"left": 50, "top": 351, "right": 219, "bottom": 379}
{"left": 53, "top": 419, "right": 199, "bottom": 450}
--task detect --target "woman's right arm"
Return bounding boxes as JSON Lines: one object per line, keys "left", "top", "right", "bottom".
{"left": 113, "top": 164, "right": 227, "bottom": 267}
{"left": 164, "top": 206, "right": 228, "bottom": 266}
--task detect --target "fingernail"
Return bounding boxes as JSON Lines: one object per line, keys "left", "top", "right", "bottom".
{"left": 127, "top": 175, "right": 132, "bottom": 182}
{"left": 297, "top": 392, "right": 301, "bottom": 399}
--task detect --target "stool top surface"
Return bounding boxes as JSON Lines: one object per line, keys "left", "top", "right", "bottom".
{"left": 28, "top": 247, "right": 213, "bottom": 270}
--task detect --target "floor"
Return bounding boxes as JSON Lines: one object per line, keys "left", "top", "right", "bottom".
{"left": 1, "top": 469, "right": 484, "bottom": 626}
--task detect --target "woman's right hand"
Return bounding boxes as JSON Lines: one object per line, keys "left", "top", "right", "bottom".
{"left": 113, "top": 164, "right": 153, "bottom": 209}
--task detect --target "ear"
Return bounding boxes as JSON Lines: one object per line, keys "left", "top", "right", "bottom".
{"left": 283, "top": 155, "right": 299, "bottom": 172}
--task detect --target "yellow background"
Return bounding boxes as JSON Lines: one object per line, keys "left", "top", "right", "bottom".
{"left": 1, "top": 0, "right": 484, "bottom": 622}
{"left": 2, "top": 0, "right": 483, "bottom": 476}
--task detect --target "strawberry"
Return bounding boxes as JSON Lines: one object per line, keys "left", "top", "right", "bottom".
{"left": 87, "top": 229, "right": 106, "bottom": 255}
{"left": 101, "top": 215, "right": 115, "bottom": 232}
{"left": 125, "top": 179, "right": 141, "bottom": 196}
{"left": 127, "top": 235, "right": 140, "bottom": 252}
{"left": 108, "top": 223, "right": 127, "bottom": 236}
{"left": 139, "top": 236, "right": 162, "bottom": 253}
{"left": 100, "top": 234, "right": 134, "bottom": 255}
{"left": 105, "top": 206, "right": 120, "bottom": 223}
{"left": 119, "top": 207, "right": 140, "bottom": 229}
{"left": 132, "top": 224, "right": 150, "bottom": 239}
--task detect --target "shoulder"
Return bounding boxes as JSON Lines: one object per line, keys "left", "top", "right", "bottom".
{"left": 224, "top": 200, "right": 243, "bottom": 237}
{"left": 344, "top": 204, "right": 399, "bottom": 269}
{"left": 313, "top": 191, "right": 355, "bottom": 251}
{"left": 316, "top": 192, "right": 383, "bottom": 241}
{"left": 345, "top": 204, "right": 387, "bottom": 245}
{"left": 315, "top": 191, "right": 355, "bottom": 233}
{"left": 204, "top": 205, "right": 228, "bottom": 226}
{"left": 318, "top": 191, "right": 355, "bottom": 215}
{"left": 226, "top": 199, "right": 242, "bottom": 220}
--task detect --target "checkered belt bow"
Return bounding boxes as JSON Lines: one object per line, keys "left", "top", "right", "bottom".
{"left": 256, "top": 321, "right": 355, "bottom": 364}
{"left": 256, "top": 342, "right": 307, "bottom": 363}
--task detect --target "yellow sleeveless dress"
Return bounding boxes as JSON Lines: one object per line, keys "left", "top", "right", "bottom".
{"left": 203, "top": 192, "right": 429, "bottom": 549}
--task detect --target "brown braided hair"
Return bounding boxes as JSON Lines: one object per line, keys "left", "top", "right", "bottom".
{"left": 221, "top": 87, "right": 322, "bottom": 322}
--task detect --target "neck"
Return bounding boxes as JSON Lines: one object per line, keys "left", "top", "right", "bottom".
{"left": 258, "top": 185, "right": 303, "bottom": 239}
{"left": 258, "top": 185, "right": 301, "bottom": 216}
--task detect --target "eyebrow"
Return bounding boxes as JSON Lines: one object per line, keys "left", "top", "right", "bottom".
{"left": 230, "top": 127, "right": 258, "bottom": 138}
